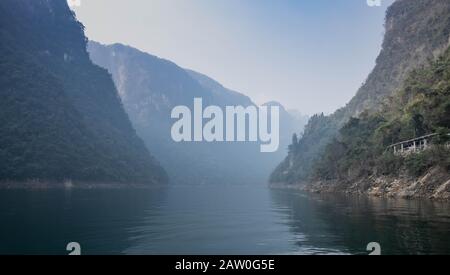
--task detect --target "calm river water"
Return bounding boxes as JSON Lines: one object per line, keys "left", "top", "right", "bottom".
{"left": 0, "top": 184, "right": 449, "bottom": 255}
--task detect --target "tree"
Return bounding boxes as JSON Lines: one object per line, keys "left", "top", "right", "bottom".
{"left": 412, "top": 113, "right": 425, "bottom": 137}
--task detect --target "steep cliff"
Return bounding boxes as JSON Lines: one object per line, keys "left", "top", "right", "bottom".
{"left": 306, "top": 46, "right": 450, "bottom": 200}
{"left": 271, "top": 0, "right": 450, "bottom": 186}
{"left": 0, "top": 0, "right": 167, "bottom": 184}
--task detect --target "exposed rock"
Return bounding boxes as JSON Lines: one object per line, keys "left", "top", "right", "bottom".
{"left": 288, "top": 167, "right": 450, "bottom": 201}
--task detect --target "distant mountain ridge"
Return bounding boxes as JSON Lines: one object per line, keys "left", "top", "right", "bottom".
{"left": 88, "top": 41, "right": 305, "bottom": 184}
{"left": 185, "top": 69, "right": 255, "bottom": 107}
{"left": 0, "top": 0, "right": 167, "bottom": 184}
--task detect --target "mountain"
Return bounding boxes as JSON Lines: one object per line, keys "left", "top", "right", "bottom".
{"left": 88, "top": 42, "right": 301, "bottom": 184}
{"left": 344, "top": 0, "right": 450, "bottom": 117}
{"left": 262, "top": 101, "right": 308, "bottom": 151}
{"left": 308, "top": 47, "right": 450, "bottom": 199}
{"left": 185, "top": 69, "right": 254, "bottom": 107}
{"left": 0, "top": 0, "right": 167, "bottom": 185}
{"left": 271, "top": 0, "right": 450, "bottom": 185}
{"left": 286, "top": 109, "right": 310, "bottom": 135}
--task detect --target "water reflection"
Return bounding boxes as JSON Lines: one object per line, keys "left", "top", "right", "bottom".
{"left": 269, "top": 190, "right": 450, "bottom": 255}
{"left": 0, "top": 185, "right": 449, "bottom": 255}
{"left": 0, "top": 187, "right": 168, "bottom": 254}
{"left": 122, "top": 185, "right": 295, "bottom": 255}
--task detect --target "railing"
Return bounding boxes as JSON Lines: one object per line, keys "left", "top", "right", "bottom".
{"left": 388, "top": 133, "right": 450, "bottom": 155}
{"left": 388, "top": 133, "right": 437, "bottom": 155}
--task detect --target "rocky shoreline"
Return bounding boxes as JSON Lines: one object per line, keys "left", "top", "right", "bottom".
{"left": 270, "top": 167, "right": 450, "bottom": 201}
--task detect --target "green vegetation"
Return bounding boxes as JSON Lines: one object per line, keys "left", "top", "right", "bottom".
{"left": 271, "top": 0, "right": 450, "bottom": 184}
{"left": 0, "top": 0, "right": 167, "bottom": 184}
{"left": 270, "top": 113, "right": 338, "bottom": 183}
{"left": 312, "top": 48, "right": 450, "bottom": 182}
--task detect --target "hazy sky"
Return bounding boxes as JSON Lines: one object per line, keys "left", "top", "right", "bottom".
{"left": 70, "top": 0, "right": 394, "bottom": 115}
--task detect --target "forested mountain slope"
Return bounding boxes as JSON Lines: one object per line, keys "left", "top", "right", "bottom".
{"left": 271, "top": 0, "right": 450, "bottom": 185}
{"left": 0, "top": 0, "right": 167, "bottom": 184}
{"left": 308, "top": 47, "right": 450, "bottom": 199}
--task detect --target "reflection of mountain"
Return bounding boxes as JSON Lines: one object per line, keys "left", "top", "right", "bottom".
{"left": 0, "top": 0, "right": 167, "bottom": 185}
{"left": 269, "top": 190, "right": 450, "bottom": 254}
{"left": 0, "top": 188, "right": 168, "bottom": 254}
{"left": 88, "top": 42, "right": 305, "bottom": 184}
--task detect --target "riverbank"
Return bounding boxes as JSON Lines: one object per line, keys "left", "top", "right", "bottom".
{"left": 0, "top": 180, "right": 166, "bottom": 190}
{"left": 270, "top": 167, "right": 450, "bottom": 201}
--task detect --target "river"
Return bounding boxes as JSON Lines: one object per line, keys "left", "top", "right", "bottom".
{"left": 0, "top": 184, "right": 449, "bottom": 255}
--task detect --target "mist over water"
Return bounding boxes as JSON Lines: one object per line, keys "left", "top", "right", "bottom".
{"left": 1, "top": 184, "right": 449, "bottom": 255}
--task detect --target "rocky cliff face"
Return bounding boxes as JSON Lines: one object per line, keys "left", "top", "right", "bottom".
{"left": 300, "top": 44, "right": 450, "bottom": 200}
{"left": 271, "top": 166, "right": 450, "bottom": 200}
{"left": 301, "top": 167, "right": 450, "bottom": 201}
{"left": 0, "top": 0, "right": 167, "bottom": 184}
{"left": 344, "top": 0, "right": 450, "bottom": 118}
{"left": 270, "top": 0, "right": 450, "bottom": 186}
